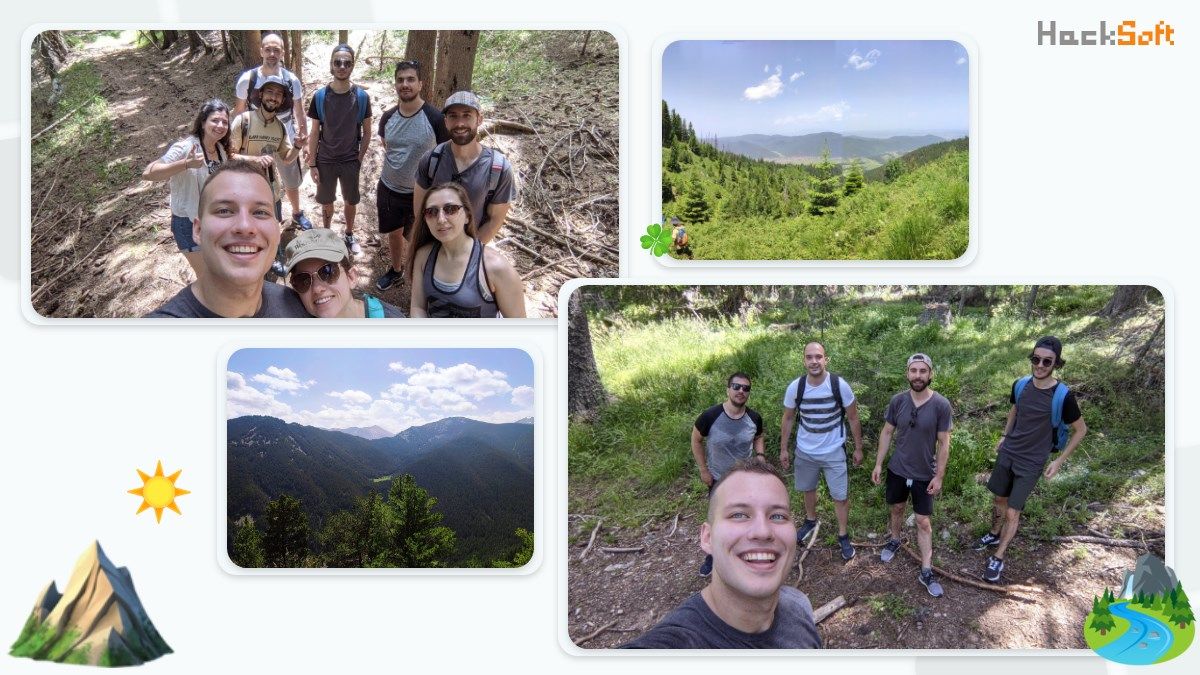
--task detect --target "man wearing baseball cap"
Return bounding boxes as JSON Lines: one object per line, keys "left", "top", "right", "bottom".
{"left": 284, "top": 228, "right": 404, "bottom": 319}
{"left": 871, "top": 353, "right": 952, "bottom": 597}
{"left": 975, "top": 336, "right": 1087, "bottom": 583}
{"left": 413, "top": 90, "right": 517, "bottom": 244}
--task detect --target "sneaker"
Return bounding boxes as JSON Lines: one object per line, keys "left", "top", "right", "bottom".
{"left": 973, "top": 532, "right": 1001, "bottom": 551}
{"left": 838, "top": 534, "right": 856, "bottom": 561}
{"left": 375, "top": 267, "right": 403, "bottom": 292}
{"left": 698, "top": 554, "right": 713, "bottom": 577}
{"left": 919, "top": 569, "right": 945, "bottom": 597}
{"left": 345, "top": 233, "right": 362, "bottom": 255}
{"left": 293, "top": 211, "right": 314, "bottom": 231}
{"left": 880, "top": 538, "right": 901, "bottom": 563}
{"left": 983, "top": 555, "right": 1004, "bottom": 583}
{"left": 796, "top": 519, "right": 818, "bottom": 545}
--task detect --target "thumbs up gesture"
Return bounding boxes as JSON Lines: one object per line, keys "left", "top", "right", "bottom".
{"left": 184, "top": 145, "right": 205, "bottom": 169}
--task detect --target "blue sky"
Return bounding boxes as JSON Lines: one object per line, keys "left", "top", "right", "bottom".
{"left": 226, "top": 348, "right": 535, "bottom": 434}
{"left": 662, "top": 40, "right": 969, "bottom": 138}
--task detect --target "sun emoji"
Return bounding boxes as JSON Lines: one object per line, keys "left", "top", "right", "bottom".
{"left": 128, "top": 461, "right": 190, "bottom": 523}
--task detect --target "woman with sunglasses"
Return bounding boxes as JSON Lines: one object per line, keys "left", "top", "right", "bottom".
{"left": 406, "top": 182, "right": 525, "bottom": 318}
{"left": 142, "top": 99, "right": 232, "bottom": 280}
{"left": 283, "top": 228, "right": 404, "bottom": 318}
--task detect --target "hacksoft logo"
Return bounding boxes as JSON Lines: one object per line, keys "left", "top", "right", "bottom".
{"left": 1037, "top": 20, "right": 1175, "bottom": 46}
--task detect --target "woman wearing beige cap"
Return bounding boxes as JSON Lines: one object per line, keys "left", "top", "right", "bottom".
{"left": 284, "top": 229, "right": 405, "bottom": 318}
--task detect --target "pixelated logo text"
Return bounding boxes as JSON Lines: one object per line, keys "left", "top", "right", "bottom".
{"left": 1038, "top": 20, "right": 1175, "bottom": 46}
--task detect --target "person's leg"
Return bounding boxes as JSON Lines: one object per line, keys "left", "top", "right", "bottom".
{"left": 345, "top": 202, "right": 358, "bottom": 233}
{"left": 341, "top": 161, "right": 362, "bottom": 235}
{"left": 991, "top": 496, "right": 1008, "bottom": 536}
{"left": 833, "top": 498, "right": 850, "bottom": 537}
{"left": 995, "top": 507, "right": 1021, "bottom": 559}
{"left": 915, "top": 514, "right": 933, "bottom": 568}
{"left": 286, "top": 187, "right": 301, "bottom": 215}
{"left": 889, "top": 502, "right": 905, "bottom": 540}
{"left": 803, "top": 490, "right": 818, "bottom": 521}
{"left": 388, "top": 230, "right": 407, "bottom": 269}
{"left": 824, "top": 454, "right": 851, "bottom": 537}
{"left": 315, "top": 162, "right": 338, "bottom": 227}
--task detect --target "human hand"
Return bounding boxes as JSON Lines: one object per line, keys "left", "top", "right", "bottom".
{"left": 927, "top": 476, "right": 943, "bottom": 495}
{"left": 184, "top": 146, "right": 205, "bottom": 169}
{"left": 1044, "top": 459, "right": 1063, "bottom": 479}
{"left": 700, "top": 468, "right": 713, "bottom": 487}
{"left": 309, "top": 166, "right": 320, "bottom": 184}
{"left": 852, "top": 448, "right": 864, "bottom": 467}
{"left": 258, "top": 154, "right": 275, "bottom": 169}
{"left": 780, "top": 450, "right": 790, "bottom": 471}
{"left": 871, "top": 465, "right": 882, "bottom": 485}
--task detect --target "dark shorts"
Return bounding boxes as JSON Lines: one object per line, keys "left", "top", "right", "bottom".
{"left": 376, "top": 180, "right": 415, "bottom": 236}
{"left": 170, "top": 214, "right": 198, "bottom": 252}
{"left": 986, "top": 452, "right": 1043, "bottom": 512}
{"left": 885, "top": 468, "right": 934, "bottom": 516}
{"left": 315, "top": 160, "right": 362, "bottom": 205}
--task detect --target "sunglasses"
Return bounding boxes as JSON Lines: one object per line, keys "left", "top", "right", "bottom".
{"left": 332, "top": 59, "right": 354, "bottom": 68}
{"left": 289, "top": 262, "right": 341, "bottom": 294}
{"left": 423, "top": 203, "right": 464, "bottom": 219}
{"left": 909, "top": 406, "right": 920, "bottom": 428}
{"left": 396, "top": 59, "right": 420, "bottom": 69}
{"left": 1029, "top": 355, "right": 1056, "bottom": 367}
{"left": 728, "top": 383, "right": 751, "bottom": 392}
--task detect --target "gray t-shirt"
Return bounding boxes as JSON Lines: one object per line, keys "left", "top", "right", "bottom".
{"left": 416, "top": 143, "right": 516, "bottom": 231}
{"left": 1001, "top": 379, "right": 1081, "bottom": 472}
{"left": 308, "top": 85, "right": 373, "bottom": 164}
{"left": 884, "top": 391, "right": 953, "bottom": 481}
{"left": 621, "top": 587, "right": 821, "bottom": 649}
{"left": 146, "top": 283, "right": 309, "bottom": 318}
{"left": 378, "top": 103, "right": 446, "bottom": 193}
{"left": 694, "top": 403, "right": 763, "bottom": 481}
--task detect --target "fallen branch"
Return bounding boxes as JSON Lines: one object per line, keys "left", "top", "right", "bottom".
{"left": 508, "top": 215, "right": 617, "bottom": 268}
{"left": 32, "top": 99, "right": 93, "bottom": 142}
{"left": 600, "top": 546, "right": 644, "bottom": 554}
{"left": 483, "top": 118, "right": 537, "bottom": 135}
{"left": 813, "top": 595, "right": 847, "bottom": 624}
{"left": 793, "top": 520, "right": 821, "bottom": 584}
{"left": 573, "top": 619, "right": 619, "bottom": 646}
{"left": 579, "top": 518, "right": 603, "bottom": 561}
{"left": 901, "top": 544, "right": 1040, "bottom": 594}
{"left": 666, "top": 512, "right": 680, "bottom": 539}
{"left": 1052, "top": 535, "right": 1159, "bottom": 549}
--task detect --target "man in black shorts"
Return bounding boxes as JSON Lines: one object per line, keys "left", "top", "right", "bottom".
{"left": 373, "top": 60, "right": 448, "bottom": 291}
{"left": 871, "top": 353, "right": 952, "bottom": 597}
{"left": 691, "top": 372, "right": 765, "bottom": 576}
{"left": 975, "top": 336, "right": 1088, "bottom": 583}
{"left": 621, "top": 458, "right": 821, "bottom": 649}
{"left": 306, "top": 44, "right": 373, "bottom": 255}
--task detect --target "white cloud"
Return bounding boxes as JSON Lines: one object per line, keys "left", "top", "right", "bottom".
{"left": 327, "top": 389, "right": 372, "bottom": 405}
{"left": 774, "top": 101, "right": 852, "bottom": 126}
{"left": 511, "top": 385, "right": 534, "bottom": 408}
{"left": 956, "top": 56, "right": 967, "bottom": 65}
{"left": 846, "top": 49, "right": 881, "bottom": 71}
{"left": 789, "top": 71, "right": 804, "bottom": 82}
{"left": 388, "top": 361, "right": 419, "bottom": 375}
{"left": 252, "top": 365, "right": 310, "bottom": 394}
{"left": 763, "top": 63, "right": 769, "bottom": 73}
{"left": 744, "top": 65, "right": 784, "bottom": 101}
{"left": 406, "top": 362, "right": 513, "bottom": 400}
{"left": 226, "top": 371, "right": 294, "bottom": 419}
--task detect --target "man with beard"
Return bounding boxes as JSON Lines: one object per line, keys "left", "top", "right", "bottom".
{"left": 414, "top": 91, "right": 516, "bottom": 244}
{"left": 373, "top": 60, "right": 449, "bottom": 291}
{"left": 147, "top": 160, "right": 309, "bottom": 318}
{"left": 779, "top": 341, "right": 864, "bottom": 561}
{"left": 229, "top": 76, "right": 300, "bottom": 275}
{"left": 976, "top": 336, "right": 1087, "bottom": 583}
{"left": 306, "top": 44, "right": 373, "bottom": 254}
{"left": 233, "top": 32, "right": 312, "bottom": 231}
{"left": 871, "top": 353, "right": 952, "bottom": 597}
{"left": 691, "top": 372, "right": 766, "bottom": 576}
{"left": 621, "top": 458, "right": 821, "bottom": 649}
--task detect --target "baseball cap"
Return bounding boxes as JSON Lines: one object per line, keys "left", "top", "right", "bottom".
{"left": 255, "top": 74, "right": 289, "bottom": 93}
{"left": 442, "top": 91, "right": 482, "bottom": 114}
{"left": 284, "top": 229, "right": 347, "bottom": 273}
{"left": 907, "top": 353, "right": 933, "bottom": 369}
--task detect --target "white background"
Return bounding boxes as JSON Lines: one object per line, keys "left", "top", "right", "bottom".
{"left": 2, "top": 1, "right": 1197, "bottom": 674}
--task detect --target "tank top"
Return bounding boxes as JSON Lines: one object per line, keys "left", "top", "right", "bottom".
{"left": 422, "top": 239, "right": 499, "bottom": 318}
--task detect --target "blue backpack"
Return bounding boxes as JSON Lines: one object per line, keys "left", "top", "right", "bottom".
{"left": 312, "top": 84, "right": 370, "bottom": 140}
{"left": 365, "top": 295, "right": 385, "bottom": 318}
{"left": 1013, "top": 375, "right": 1070, "bottom": 451}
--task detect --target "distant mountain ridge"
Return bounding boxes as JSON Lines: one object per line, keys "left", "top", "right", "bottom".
{"left": 336, "top": 424, "right": 393, "bottom": 440}
{"left": 715, "top": 132, "right": 947, "bottom": 162}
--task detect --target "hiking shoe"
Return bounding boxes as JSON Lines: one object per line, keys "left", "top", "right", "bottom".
{"left": 699, "top": 554, "right": 713, "bottom": 577}
{"left": 838, "top": 534, "right": 856, "bottom": 561}
{"left": 293, "top": 211, "right": 314, "bottom": 231}
{"left": 880, "top": 538, "right": 901, "bottom": 563}
{"left": 983, "top": 555, "right": 1004, "bottom": 583}
{"left": 973, "top": 532, "right": 1001, "bottom": 551}
{"left": 345, "top": 233, "right": 362, "bottom": 255}
{"left": 796, "top": 519, "right": 818, "bottom": 545}
{"left": 375, "top": 267, "right": 403, "bottom": 292}
{"left": 919, "top": 569, "right": 945, "bottom": 597}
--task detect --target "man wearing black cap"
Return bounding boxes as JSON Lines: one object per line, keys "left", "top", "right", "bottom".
{"left": 975, "top": 336, "right": 1088, "bottom": 583}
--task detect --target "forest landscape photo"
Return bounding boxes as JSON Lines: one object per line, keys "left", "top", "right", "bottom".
{"left": 661, "top": 40, "right": 970, "bottom": 261}
{"left": 224, "top": 347, "right": 535, "bottom": 570}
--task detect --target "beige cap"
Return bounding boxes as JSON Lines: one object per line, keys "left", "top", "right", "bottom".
{"left": 284, "top": 229, "right": 347, "bottom": 273}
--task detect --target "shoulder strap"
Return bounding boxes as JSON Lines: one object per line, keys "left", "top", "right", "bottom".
{"left": 829, "top": 372, "right": 845, "bottom": 414}
{"left": 314, "top": 85, "right": 328, "bottom": 122}
{"left": 1050, "top": 382, "right": 1069, "bottom": 449}
{"left": 354, "top": 85, "right": 369, "bottom": 125}
{"left": 793, "top": 376, "right": 806, "bottom": 410}
{"left": 427, "top": 141, "right": 448, "bottom": 182}
{"left": 365, "top": 295, "right": 385, "bottom": 318}
{"left": 483, "top": 151, "right": 508, "bottom": 212}
{"left": 247, "top": 68, "right": 258, "bottom": 100}
{"left": 1013, "top": 375, "right": 1032, "bottom": 405}
{"left": 237, "top": 111, "right": 250, "bottom": 150}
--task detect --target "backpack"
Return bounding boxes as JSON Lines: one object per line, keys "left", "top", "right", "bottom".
{"left": 243, "top": 67, "right": 296, "bottom": 118}
{"left": 313, "top": 84, "right": 370, "bottom": 141}
{"left": 365, "top": 295, "right": 385, "bottom": 318}
{"left": 1013, "top": 375, "right": 1070, "bottom": 451}
{"left": 793, "top": 372, "right": 848, "bottom": 443}
{"left": 425, "top": 141, "right": 509, "bottom": 213}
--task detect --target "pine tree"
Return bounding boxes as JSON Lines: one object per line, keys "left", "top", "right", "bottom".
{"left": 662, "top": 177, "right": 675, "bottom": 203}
{"left": 230, "top": 515, "right": 266, "bottom": 568}
{"left": 680, "top": 177, "right": 711, "bottom": 224}
{"left": 883, "top": 157, "right": 906, "bottom": 183}
{"left": 808, "top": 145, "right": 841, "bottom": 216}
{"left": 670, "top": 111, "right": 684, "bottom": 144}
{"left": 843, "top": 159, "right": 865, "bottom": 197}
{"left": 263, "top": 494, "right": 310, "bottom": 568}
{"left": 1090, "top": 609, "right": 1116, "bottom": 635}
{"left": 383, "top": 474, "right": 456, "bottom": 568}
{"left": 319, "top": 493, "right": 392, "bottom": 568}
{"left": 666, "top": 145, "right": 682, "bottom": 173}
{"left": 491, "top": 528, "right": 534, "bottom": 568}
{"left": 1171, "top": 583, "right": 1193, "bottom": 627}
{"left": 661, "top": 101, "right": 673, "bottom": 146}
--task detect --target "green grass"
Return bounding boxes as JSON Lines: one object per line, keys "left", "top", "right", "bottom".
{"left": 569, "top": 287, "right": 1166, "bottom": 544}
{"left": 867, "top": 593, "right": 915, "bottom": 620}
{"left": 1083, "top": 612, "right": 1130, "bottom": 650}
{"left": 474, "top": 31, "right": 554, "bottom": 101}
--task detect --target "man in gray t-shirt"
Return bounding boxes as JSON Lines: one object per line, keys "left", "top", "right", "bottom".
{"left": 871, "top": 353, "right": 952, "bottom": 597}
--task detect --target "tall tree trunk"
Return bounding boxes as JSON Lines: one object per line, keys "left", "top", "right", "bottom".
{"left": 242, "top": 30, "right": 262, "bottom": 68}
{"left": 1098, "top": 285, "right": 1150, "bottom": 319}
{"left": 567, "top": 291, "right": 608, "bottom": 419}
{"left": 1024, "top": 285, "right": 1039, "bottom": 320}
{"left": 161, "top": 30, "right": 179, "bottom": 50}
{"left": 186, "top": 30, "right": 213, "bottom": 56}
{"left": 288, "top": 30, "right": 303, "bottom": 75}
{"left": 431, "top": 30, "right": 479, "bottom": 109}
{"left": 220, "top": 30, "right": 233, "bottom": 63}
{"left": 35, "top": 30, "right": 69, "bottom": 79}
{"left": 338, "top": 30, "right": 349, "bottom": 44}
{"left": 405, "top": 30, "right": 438, "bottom": 103}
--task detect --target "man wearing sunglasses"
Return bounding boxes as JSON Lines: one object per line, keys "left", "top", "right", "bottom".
{"left": 307, "top": 44, "right": 374, "bottom": 256}
{"left": 976, "top": 336, "right": 1087, "bottom": 583}
{"left": 871, "top": 354, "right": 952, "bottom": 597}
{"left": 147, "top": 160, "right": 309, "bottom": 318}
{"left": 692, "top": 372, "right": 766, "bottom": 576}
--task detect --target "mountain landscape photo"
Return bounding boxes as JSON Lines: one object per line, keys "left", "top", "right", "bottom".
{"left": 661, "top": 40, "right": 970, "bottom": 260}
{"left": 225, "top": 348, "right": 536, "bottom": 569}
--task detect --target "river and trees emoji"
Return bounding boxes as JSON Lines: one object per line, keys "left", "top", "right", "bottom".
{"left": 10, "top": 541, "right": 171, "bottom": 667}
{"left": 1085, "top": 553, "right": 1193, "bottom": 664}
